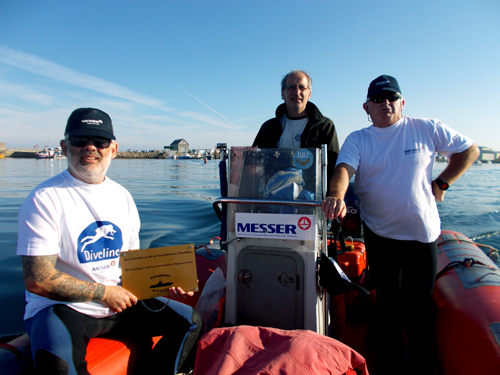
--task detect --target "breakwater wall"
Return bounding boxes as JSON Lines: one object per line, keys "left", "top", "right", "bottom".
{"left": 0, "top": 149, "right": 170, "bottom": 159}
{"left": 115, "top": 151, "right": 166, "bottom": 159}
{"left": 0, "top": 148, "right": 37, "bottom": 158}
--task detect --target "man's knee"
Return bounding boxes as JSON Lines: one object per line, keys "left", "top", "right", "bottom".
{"left": 34, "top": 349, "right": 69, "bottom": 375}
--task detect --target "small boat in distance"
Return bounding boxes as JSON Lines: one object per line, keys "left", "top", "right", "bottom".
{"left": 35, "top": 147, "right": 65, "bottom": 159}
{"left": 35, "top": 147, "right": 54, "bottom": 159}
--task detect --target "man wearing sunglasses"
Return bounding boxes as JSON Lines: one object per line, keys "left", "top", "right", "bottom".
{"left": 17, "top": 108, "right": 201, "bottom": 374}
{"left": 253, "top": 70, "right": 340, "bottom": 188}
{"left": 321, "top": 75, "right": 479, "bottom": 374}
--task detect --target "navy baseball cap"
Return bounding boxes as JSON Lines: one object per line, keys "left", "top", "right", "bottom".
{"left": 367, "top": 75, "right": 401, "bottom": 99}
{"left": 64, "top": 108, "right": 116, "bottom": 140}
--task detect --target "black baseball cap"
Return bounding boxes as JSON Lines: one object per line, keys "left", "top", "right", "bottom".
{"left": 64, "top": 108, "right": 116, "bottom": 140}
{"left": 367, "top": 75, "right": 401, "bottom": 99}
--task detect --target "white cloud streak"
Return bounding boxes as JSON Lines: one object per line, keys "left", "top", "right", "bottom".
{"left": 0, "top": 45, "right": 168, "bottom": 110}
{"left": 0, "top": 45, "right": 258, "bottom": 149}
{"left": 165, "top": 78, "right": 236, "bottom": 127}
{"left": 0, "top": 45, "right": 244, "bottom": 133}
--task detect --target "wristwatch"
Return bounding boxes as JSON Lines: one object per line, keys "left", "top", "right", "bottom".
{"left": 434, "top": 177, "right": 449, "bottom": 191}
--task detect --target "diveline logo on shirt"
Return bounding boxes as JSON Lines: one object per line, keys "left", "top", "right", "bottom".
{"left": 235, "top": 213, "right": 317, "bottom": 240}
{"left": 77, "top": 221, "right": 123, "bottom": 263}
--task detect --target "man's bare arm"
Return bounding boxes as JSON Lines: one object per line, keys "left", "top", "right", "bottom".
{"left": 22, "top": 255, "right": 105, "bottom": 302}
{"left": 433, "top": 144, "right": 480, "bottom": 201}
{"left": 321, "top": 163, "right": 356, "bottom": 220}
{"left": 21, "top": 255, "right": 137, "bottom": 312}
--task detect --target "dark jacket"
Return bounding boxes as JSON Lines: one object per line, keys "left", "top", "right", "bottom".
{"left": 253, "top": 101, "right": 339, "bottom": 192}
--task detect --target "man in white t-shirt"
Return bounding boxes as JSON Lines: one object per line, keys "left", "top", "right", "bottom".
{"left": 321, "top": 75, "right": 479, "bottom": 374}
{"left": 17, "top": 108, "right": 201, "bottom": 375}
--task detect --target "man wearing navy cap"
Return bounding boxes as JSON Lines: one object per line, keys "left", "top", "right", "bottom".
{"left": 321, "top": 76, "right": 479, "bottom": 374}
{"left": 17, "top": 108, "right": 201, "bottom": 374}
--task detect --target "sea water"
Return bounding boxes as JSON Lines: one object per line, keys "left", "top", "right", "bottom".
{"left": 1, "top": 157, "right": 499, "bottom": 338}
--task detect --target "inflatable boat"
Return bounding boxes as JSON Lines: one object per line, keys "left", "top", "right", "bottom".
{"left": 8, "top": 229, "right": 499, "bottom": 375}
{"left": 2, "top": 145, "right": 500, "bottom": 374}
{"left": 434, "top": 230, "right": 500, "bottom": 375}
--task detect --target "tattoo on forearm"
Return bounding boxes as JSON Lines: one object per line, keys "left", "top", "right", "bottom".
{"left": 22, "top": 255, "right": 57, "bottom": 283}
{"left": 48, "top": 280, "right": 105, "bottom": 302}
{"left": 93, "top": 284, "right": 105, "bottom": 301}
{"left": 22, "top": 255, "right": 105, "bottom": 302}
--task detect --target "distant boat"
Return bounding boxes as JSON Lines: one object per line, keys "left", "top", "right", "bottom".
{"left": 36, "top": 148, "right": 54, "bottom": 159}
{"left": 54, "top": 147, "right": 65, "bottom": 159}
{"left": 35, "top": 151, "right": 51, "bottom": 159}
{"left": 178, "top": 154, "right": 193, "bottom": 159}
{"left": 36, "top": 146, "right": 65, "bottom": 159}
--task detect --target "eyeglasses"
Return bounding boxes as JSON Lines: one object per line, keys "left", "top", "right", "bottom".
{"left": 369, "top": 92, "right": 402, "bottom": 103}
{"left": 67, "top": 137, "right": 111, "bottom": 149}
{"left": 285, "top": 85, "right": 309, "bottom": 92}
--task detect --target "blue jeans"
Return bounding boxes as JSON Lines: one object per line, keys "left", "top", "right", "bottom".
{"left": 26, "top": 298, "right": 201, "bottom": 375}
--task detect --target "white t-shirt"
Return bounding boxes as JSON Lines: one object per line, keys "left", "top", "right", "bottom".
{"left": 278, "top": 115, "right": 308, "bottom": 149}
{"left": 17, "top": 170, "right": 141, "bottom": 319}
{"left": 337, "top": 116, "right": 473, "bottom": 242}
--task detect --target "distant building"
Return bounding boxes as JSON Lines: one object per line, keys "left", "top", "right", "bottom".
{"left": 170, "top": 139, "right": 189, "bottom": 154}
{"left": 437, "top": 146, "right": 500, "bottom": 163}
{"left": 478, "top": 146, "right": 500, "bottom": 163}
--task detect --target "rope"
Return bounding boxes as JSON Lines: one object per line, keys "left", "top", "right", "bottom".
{"left": 436, "top": 257, "right": 496, "bottom": 279}
{"left": 439, "top": 238, "right": 499, "bottom": 261}
{"left": 194, "top": 244, "right": 211, "bottom": 254}
{"left": 475, "top": 272, "right": 500, "bottom": 283}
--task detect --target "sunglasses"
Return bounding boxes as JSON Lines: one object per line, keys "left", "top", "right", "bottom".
{"left": 369, "top": 92, "right": 402, "bottom": 103}
{"left": 68, "top": 137, "right": 111, "bottom": 149}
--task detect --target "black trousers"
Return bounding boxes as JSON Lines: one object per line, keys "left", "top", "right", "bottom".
{"left": 363, "top": 223, "right": 438, "bottom": 374}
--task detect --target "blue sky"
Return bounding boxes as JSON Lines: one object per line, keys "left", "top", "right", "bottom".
{"left": 1, "top": 1, "right": 499, "bottom": 152}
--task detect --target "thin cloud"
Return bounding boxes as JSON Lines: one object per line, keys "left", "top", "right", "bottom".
{"left": 0, "top": 81, "right": 53, "bottom": 106}
{"left": 166, "top": 78, "right": 235, "bottom": 126}
{"left": 0, "top": 45, "right": 168, "bottom": 110}
{"left": 177, "top": 111, "right": 243, "bottom": 130}
{"left": 233, "top": 113, "right": 272, "bottom": 123}
{"left": 0, "top": 45, "right": 248, "bottom": 132}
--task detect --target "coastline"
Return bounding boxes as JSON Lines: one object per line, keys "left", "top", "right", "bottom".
{"left": 1, "top": 147, "right": 494, "bottom": 163}
{"left": 0, "top": 149, "right": 178, "bottom": 159}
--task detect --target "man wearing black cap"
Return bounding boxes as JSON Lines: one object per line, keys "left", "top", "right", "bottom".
{"left": 62, "top": 107, "right": 118, "bottom": 184}
{"left": 17, "top": 108, "right": 201, "bottom": 374}
{"left": 321, "top": 76, "right": 479, "bottom": 374}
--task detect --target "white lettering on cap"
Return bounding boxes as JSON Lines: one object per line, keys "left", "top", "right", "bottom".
{"left": 82, "top": 119, "right": 103, "bottom": 125}
{"left": 375, "top": 80, "right": 390, "bottom": 86}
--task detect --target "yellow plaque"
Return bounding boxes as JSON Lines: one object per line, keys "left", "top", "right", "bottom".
{"left": 120, "top": 244, "right": 198, "bottom": 300}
